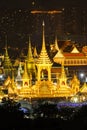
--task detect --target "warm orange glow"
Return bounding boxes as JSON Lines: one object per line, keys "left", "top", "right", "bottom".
{"left": 31, "top": 10, "right": 62, "bottom": 14}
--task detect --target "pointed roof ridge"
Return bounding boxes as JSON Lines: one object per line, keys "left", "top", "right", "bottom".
{"left": 54, "top": 49, "right": 64, "bottom": 58}
{"left": 71, "top": 74, "right": 80, "bottom": 84}
{"left": 55, "top": 35, "right": 59, "bottom": 51}
{"left": 36, "top": 21, "right": 52, "bottom": 65}
{"left": 4, "top": 75, "right": 11, "bottom": 86}
{"left": 26, "top": 36, "right": 34, "bottom": 62}
{"left": 71, "top": 45, "right": 79, "bottom": 53}
{"left": 80, "top": 82, "right": 87, "bottom": 93}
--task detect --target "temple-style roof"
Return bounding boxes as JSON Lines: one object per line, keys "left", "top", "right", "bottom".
{"left": 63, "top": 45, "right": 85, "bottom": 58}
{"left": 36, "top": 21, "right": 52, "bottom": 65}
{"left": 64, "top": 53, "right": 85, "bottom": 58}
{"left": 53, "top": 49, "right": 65, "bottom": 64}
{"left": 54, "top": 50, "right": 64, "bottom": 58}
{"left": 71, "top": 45, "right": 80, "bottom": 53}
{"left": 62, "top": 45, "right": 85, "bottom": 58}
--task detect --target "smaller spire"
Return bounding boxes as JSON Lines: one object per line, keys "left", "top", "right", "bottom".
{"left": 3, "top": 36, "right": 12, "bottom": 69}
{"left": 22, "top": 61, "right": 30, "bottom": 87}
{"left": 5, "top": 35, "right": 8, "bottom": 57}
{"left": 61, "top": 63, "right": 66, "bottom": 79}
{"left": 26, "top": 36, "right": 34, "bottom": 62}
{"left": 33, "top": 46, "right": 38, "bottom": 58}
{"left": 22, "top": 61, "right": 29, "bottom": 79}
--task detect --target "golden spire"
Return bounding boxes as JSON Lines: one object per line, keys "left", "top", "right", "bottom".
{"left": 22, "top": 61, "right": 30, "bottom": 88}
{"left": 26, "top": 36, "right": 34, "bottom": 62}
{"left": 26, "top": 36, "right": 36, "bottom": 76}
{"left": 3, "top": 35, "right": 12, "bottom": 69}
{"left": 42, "top": 21, "right": 45, "bottom": 51}
{"left": 60, "top": 63, "right": 67, "bottom": 80}
{"left": 33, "top": 46, "right": 38, "bottom": 58}
{"left": 22, "top": 61, "right": 29, "bottom": 79}
{"left": 58, "top": 63, "right": 67, "bottom": 86}
{"left": 36, "top": 21, "right": 52, "bottom": 65}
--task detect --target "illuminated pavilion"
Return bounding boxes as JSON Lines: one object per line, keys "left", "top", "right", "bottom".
{"left": 2, "top": 21, "right": 80, "bottom": 99}
{"left": 1, "top": 22, "right": 87, "bottom": 101}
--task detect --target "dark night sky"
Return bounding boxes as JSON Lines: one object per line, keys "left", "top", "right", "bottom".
{"left": 0, "top": 0, "right": 86, "bottom": 9}
{"left": 0, "top": 0, "right": 86, "bottom": 59}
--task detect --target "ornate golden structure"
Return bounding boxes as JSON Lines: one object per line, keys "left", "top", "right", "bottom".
{"left": 4, "top": 22, "right": 76, "bottom": 99}
{"left": 2, "top": 22, "right": 87, "bottom": 100}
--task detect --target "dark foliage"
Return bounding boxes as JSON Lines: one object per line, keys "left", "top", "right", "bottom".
{"left": 1, "top": 99, "right": 87, "bottom": 130}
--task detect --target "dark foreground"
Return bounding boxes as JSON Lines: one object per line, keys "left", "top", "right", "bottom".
{"left": 1, "top": 98, "right": 87, "bottom": 130}
{"left": 1, "top": 117, "right": 87, "bottom": 130}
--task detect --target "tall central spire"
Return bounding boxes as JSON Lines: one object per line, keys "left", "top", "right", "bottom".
{"left": 36, "top": 21, "right": 52, "bottom": 81}
{"left": 42, "top": 21, "right": 46, "bottom": 51}
{"left": 36, "top": 21, "right": 52, "bottom": 64}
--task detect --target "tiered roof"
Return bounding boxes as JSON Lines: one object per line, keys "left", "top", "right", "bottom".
{"left": 36, "top": 21, "right": 52, "bottom": 65}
